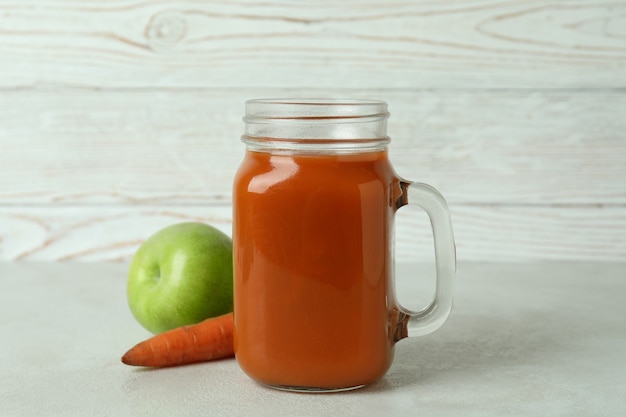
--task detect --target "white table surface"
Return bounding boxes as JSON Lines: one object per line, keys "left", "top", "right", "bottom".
{"left": 1, "top": 262, "right": 625, "bottom": 417}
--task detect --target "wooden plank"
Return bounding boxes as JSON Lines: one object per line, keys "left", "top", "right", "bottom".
{"left": 397, "top": 205, "right": 626, "bottom": 262}
{"left": 0, "top": 205, "right": 234, "bottom": 262}
{"left": 0, "top": 0, "right": 625, "bottom": 89}
{"left": 1, "top": 89, "right": 624, "bottom": 205}
{"left": 1, "top": 205, "right": 623, "bottom": 262}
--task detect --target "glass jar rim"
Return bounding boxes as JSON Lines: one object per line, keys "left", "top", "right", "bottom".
{"left": 244, "top": 98, "right": 389, "bottom": 120}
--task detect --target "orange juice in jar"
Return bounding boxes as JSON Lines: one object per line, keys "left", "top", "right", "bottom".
{"left": 233, "top": 99, "right": 456, "bottom": 392}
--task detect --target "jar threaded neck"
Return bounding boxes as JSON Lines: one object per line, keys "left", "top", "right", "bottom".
{"left": 243, "top": 99, "right": 390, "bottom": 152}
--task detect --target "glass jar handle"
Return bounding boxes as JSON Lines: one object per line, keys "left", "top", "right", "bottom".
{"left": 393, "top": 181, "right": 456, "bottom": 342}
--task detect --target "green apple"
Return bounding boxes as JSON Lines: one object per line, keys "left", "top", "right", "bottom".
{"left": 127, "top": 222, "right": 233, "bottom": 334}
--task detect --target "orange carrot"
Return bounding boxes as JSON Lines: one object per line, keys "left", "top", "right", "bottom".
{"left": 121, "top": 312, "right": 234, "bottom": 367}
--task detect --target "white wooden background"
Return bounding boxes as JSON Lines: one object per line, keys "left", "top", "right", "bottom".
{"left": 1, "top": 0, "right": 625, "bottom": 262}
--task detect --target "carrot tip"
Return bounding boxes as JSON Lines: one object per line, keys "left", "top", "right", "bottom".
{"left": 121, "top": 351, "right": 136, "bottom": 366}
